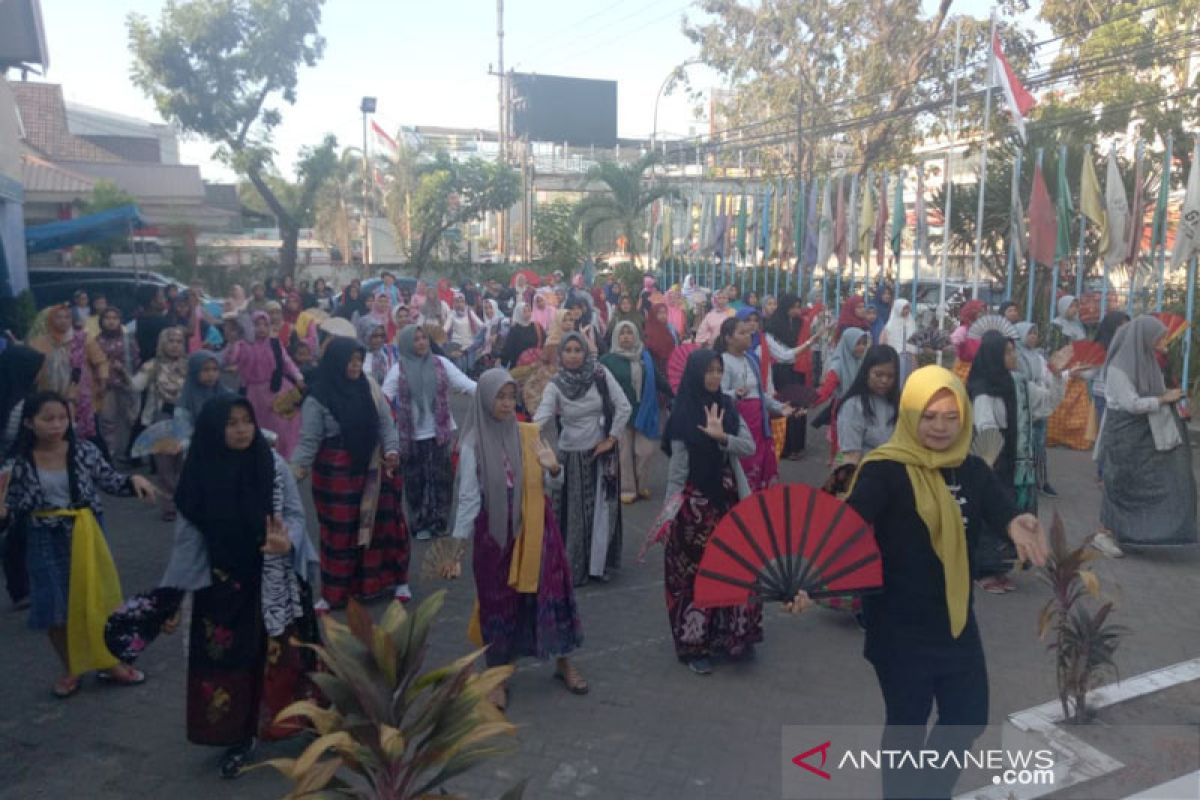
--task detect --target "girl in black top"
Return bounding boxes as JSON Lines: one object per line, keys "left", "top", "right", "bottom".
{"left": 788, "top": 365, "right": 1048, "bottom": 800}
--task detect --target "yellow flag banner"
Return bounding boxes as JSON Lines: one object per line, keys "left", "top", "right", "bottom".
{"left": 35, "top": 508, "right": 122, "bottom": 674}
{"left": 1079, "top": 152, "right": 1108, "bottom": 255}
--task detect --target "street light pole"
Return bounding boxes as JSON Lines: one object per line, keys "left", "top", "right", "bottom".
{"left": 360, "top": 96, "right": 377, "bottom": 271}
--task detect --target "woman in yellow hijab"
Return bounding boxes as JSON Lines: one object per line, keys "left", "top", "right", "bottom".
{"left": 789, "top": 365, "right": 1047, "bottom": 799}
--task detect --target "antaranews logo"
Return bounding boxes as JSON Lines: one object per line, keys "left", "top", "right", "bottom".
{"left": 791, "top": 741, "right": 832, "bottom": 781}
{"left": 783, "top": 726, "right": 1059, "bottom": 800}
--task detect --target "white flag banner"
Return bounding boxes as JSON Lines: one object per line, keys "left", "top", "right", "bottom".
{"left": 847, "top": 174, "right": 861, "bottom": 263}
{"left": 817, "top": 177, "right": 834, "bottom": 269}
{"left": 1171, "top": 139, "right": 1200, "bottom": 269}
{"left": 1104, "top": 148, "right": 1129, "bottom": 269}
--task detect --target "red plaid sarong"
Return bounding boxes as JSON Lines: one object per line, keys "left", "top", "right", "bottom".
{"left": 311, "top": 440, "right": 409, "bottom": 607}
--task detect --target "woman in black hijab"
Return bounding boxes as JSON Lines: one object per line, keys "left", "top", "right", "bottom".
{"left": 291, "top": 337, "right": 409, "bottom": 610}
{"left": 163, "top": 396, "right": 319, "bottom": 778}
{"left": 966, "top": 331, "right": 1033, "bottom": 594}
{"left": 653, "top": 349, "right": 761, "bottom": 675}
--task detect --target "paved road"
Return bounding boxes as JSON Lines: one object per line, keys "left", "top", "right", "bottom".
{"left": 1, "top": 426, "right": 1197, "bottom": 800}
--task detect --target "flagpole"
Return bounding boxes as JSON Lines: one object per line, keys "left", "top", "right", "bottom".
{"left": 1185, "top": 253, "right": 1197, "bottom": 397}
{"left": 1155, "top": 134, "right": 1173, "bottom": 312}
{"left": 1028, "top": 148, "right": 1043, "bottom": 326}
{"left": 936, "top": 17, "right": 963, "bottom": 366}
{"left": 1074, "top": 146, "right": 1089, "bottom": 301}
{"left": 1007, "top": 149, "right": 1022, "bottom": 301}
{"left": 1050, "top": 145, "right": 1066, "bottom": 318}
{"left": 972, "top": 12, "right": 997, "bottom": 303}
{"left": 913, "top": 164, "right": 923, "bottom": 309}
{"left": 1127, "top": 140, "right": 1143, "bottom": 317}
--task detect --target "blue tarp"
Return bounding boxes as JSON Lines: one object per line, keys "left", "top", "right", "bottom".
{"left": 24, "top": 204, "right": 145, "bottom": 254}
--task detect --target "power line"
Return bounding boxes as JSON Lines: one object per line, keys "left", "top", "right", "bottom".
{"left": 652, "top": 1, "right": 1190, "bottom": 153}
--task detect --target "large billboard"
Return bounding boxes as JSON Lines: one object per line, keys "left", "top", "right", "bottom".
{"left": 510, "top": 73, "right": 617, "bottom": 148}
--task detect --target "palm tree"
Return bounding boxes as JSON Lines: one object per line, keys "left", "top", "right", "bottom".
{"left": 313, "top": 147, "right": 364, "bottom": 265}
{"left": 574, "top": 153, "right": 680, "bottom": 260}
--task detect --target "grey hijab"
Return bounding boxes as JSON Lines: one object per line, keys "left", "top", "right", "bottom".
{"left": 1013, "top": 322, "right": 1041, "bottom": 382}
{"left": 396, "top": 324, "right": 437, "bottom": 429}
{"left": 355, "top": 315, "right": 385, "bottom": 351}
{"left": 1104, "top": 315, "right": 1166, "bottom": 397}
{"left": 458, "top": 368, "right": 523, "bottom": 544}
{"left": 828, "top": 327, "right": 868, "bottom": 398}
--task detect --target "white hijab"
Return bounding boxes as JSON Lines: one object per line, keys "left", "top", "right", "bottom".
{"left": 883, "top": 298, "right": 917, "bottom": 353}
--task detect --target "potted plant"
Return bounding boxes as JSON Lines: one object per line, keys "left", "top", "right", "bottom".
{"left": 1037, "top": 513, "right": 1127, "bottom": 723}
{"left": 257, "top": 591, "right": 523, "bottom": 799}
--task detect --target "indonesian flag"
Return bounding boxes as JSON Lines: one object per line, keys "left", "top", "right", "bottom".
{"left": 371, "top": 121, "right": 399, "bottom": 157}
{"left": 992, "top": 33, "right": 1036, "bottom": 142}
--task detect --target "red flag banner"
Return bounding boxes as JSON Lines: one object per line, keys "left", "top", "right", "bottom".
{"left": 371, "top": 121, "right": 399, "bottom": 156}
{"left": 1028, "top": 163, "right": 1057, "bottom": 268}
{"left": 993, "top": 34, "right": 1036, "bottom": 142}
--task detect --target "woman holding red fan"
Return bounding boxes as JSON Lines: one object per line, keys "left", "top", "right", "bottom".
{"left": 658, "top": 349, "right": 762, "bottom": 676}
{"left": 788, "top": 366, "right": 1048, "bottom": 799}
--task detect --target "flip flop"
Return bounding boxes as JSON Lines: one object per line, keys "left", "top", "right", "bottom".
{"left": 97, "top": 666, "right": 146, "bottom": 686}
{"left": 52, "top": 675, "right": 81, "bottom": 699}
{"left": 554, "top": 666, "right": 590, "bottom": 695}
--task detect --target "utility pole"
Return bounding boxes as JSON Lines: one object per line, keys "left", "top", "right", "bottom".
{"left": 496, "top": 0, "right": 507, "bottom": 263}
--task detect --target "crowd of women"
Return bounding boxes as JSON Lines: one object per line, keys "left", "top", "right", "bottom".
{"left": 0, "top": 267, "right": 1194, "bottom": 793}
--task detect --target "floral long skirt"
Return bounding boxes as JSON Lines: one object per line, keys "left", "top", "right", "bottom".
{"left": 312, "top": 439, "right": 410, "bottom": 607}
{"left": 472, "top": 495, "right": 583, "bottom": 667}
{"left": 663, "top": 471, "right": 763, "bottom": 661}
{"left": 186, "top": 571, "right": 317, "bottom": 746}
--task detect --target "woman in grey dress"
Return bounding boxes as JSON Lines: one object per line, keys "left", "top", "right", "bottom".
{"left": 1094, "top": 315, "right": 1196, "bottom": 556}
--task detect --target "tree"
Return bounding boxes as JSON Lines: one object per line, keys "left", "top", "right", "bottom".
{"left": 237, "top": 134, "right": 342, "bottom": 269}
{"left": 533, "top": 199, "right": 585, "bottom": 272}
{"left": 128, "top": 0, "right": 326, "bottom": 275}
{"left": 73, "top": 180, "right": 138, "bottom": 266}
{"left": 680, "top": 0, "right": 1032, "bottom": 174}
{"left": 313, "top": 146, "right": 363, "bottom": 265}
{"left": 574, "top": 154, "right": 679, "bottom": 259}
{"left": 1036, "top": 0, "right": 1200, "bottom": 167}
{"left": 388, "top": 153, "right": 519, "bottom": 275}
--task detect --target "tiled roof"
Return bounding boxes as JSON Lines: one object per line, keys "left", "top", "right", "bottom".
{"left": 21, "top": 149, "right": 95, "bottom": 195}
{"left": 11, "top": 82, "right": 122, "bottom": 162}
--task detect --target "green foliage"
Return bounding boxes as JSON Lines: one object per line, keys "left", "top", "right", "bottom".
{"left": 681, "top": 0, "right": 1030, "bottom": 172}
{"left": 0, "top": 290, "right": 38, "bottom": 338}
{"left": 73, "top": 180, "right": 139, "bottom": 266}
{"left": 399, "top": 154, "right": 520, "bottom": 275}
{"left": 575, "top": 154, "right": 680, "bottom": 258}
{"left": 255, "top": 592, "right": 521, "bottom": 799}
{"left": 314, "top": 147, "right": 364, "bottom": 264}
{"left": 533, "top": 199, "right": 585, "bottom": 273}
{"left": 127, "top": 0, "right": 327, "bottom": 273}
{"left": 1036, "top": 0, "right": 1200, "bottom": 158}
{"left": 1038, "top": 513, "right": 1127, "bottom": 724}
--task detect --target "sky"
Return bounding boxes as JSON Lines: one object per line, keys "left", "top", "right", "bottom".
{"left": 38, "top": 0, "right": 1002, "bottom": 184}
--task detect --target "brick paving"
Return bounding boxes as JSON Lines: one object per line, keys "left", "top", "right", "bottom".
{"left": 0, "top": 427, "right": 1196, "bottom": 800}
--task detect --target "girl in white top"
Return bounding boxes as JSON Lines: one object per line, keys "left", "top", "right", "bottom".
{"left": 879, "top": 298, "right": 918, "bottom": 387}
{"left": 443, "top": 293, "right": 483, "bottom": 352}
{"left": 382, "top": 325, "right": 477, "bottom": 540}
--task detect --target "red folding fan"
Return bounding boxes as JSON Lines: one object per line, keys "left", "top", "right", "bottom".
{"left": 667, "top": 342, "right": 700, "bottom": 392}
{"left": 1151, "top": 312, "right": 1189, "bottom": 346}
{"left": 1061, "top": 340, "right": 1107, "bottom": 370}
{"left": 694, "top": 484, "right": 883, "bottom": 608}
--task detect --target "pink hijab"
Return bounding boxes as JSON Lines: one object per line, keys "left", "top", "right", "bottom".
{"left": 530, "top": 289, "right": 555, "bottom": 331}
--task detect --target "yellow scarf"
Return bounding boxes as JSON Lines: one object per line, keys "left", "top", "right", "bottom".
{"left": 34, "top": 508, "right": 122, "bottom": 674}
{"left": 467, "top": 422, "right": 547, "bottom": 645}
{"left": 848, "top": 366, "right": 973, "bottom": 637}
